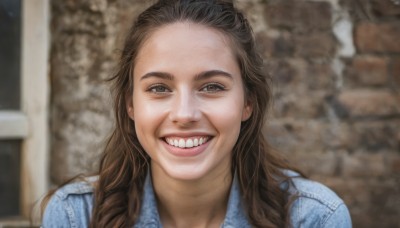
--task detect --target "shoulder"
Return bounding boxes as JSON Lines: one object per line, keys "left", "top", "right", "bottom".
{"left": 42, "top": 176, "right": 96, "bottom": 228}
{"left": 52, "top": 176, "right": 96, "bottom": 200}
{"left": 283, "top": 170, "right": 352, "bottom": 228}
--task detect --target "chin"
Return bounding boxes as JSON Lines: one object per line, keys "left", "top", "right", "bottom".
{"left": 154, "top": 161, "right": 212, "bottom": 182}
{"left": 167, "top": 165, "right": 210, "bottom": 181}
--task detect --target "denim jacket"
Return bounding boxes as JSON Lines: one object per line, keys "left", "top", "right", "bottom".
{"left": 42, "top": 171, "right": 352, "bottom": 227}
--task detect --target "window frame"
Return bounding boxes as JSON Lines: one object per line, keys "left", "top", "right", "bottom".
{"left": 0, "top": 0, "right": 49, "bottom": 224}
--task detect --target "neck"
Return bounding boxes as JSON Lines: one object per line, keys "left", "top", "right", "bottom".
{"left": 151, "top": 164, "right": 232, "bottom": 228}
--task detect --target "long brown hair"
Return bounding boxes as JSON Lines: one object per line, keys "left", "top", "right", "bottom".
{"left": 90, "top": 0, "right": 300, "bottom": 227}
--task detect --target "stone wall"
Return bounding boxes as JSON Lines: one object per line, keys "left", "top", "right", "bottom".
{"left": 50, "top": 0, "right": 400, "bottom": 227}
{"left": 50, "top": 0, "right": 151, "bottom": 182}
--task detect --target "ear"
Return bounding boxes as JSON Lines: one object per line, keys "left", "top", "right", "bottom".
{"left": 241, "top": 101, "right": 253, "bottom": 121}
{"left": 126, "top": 94, "right": 135, "bottom": 121}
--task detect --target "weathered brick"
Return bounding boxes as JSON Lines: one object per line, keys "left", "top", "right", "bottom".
{"left": 333, "top": 89, "right": 400, "bottom": 118}
{"left": 321, "top": 123, "right": 355, "bottom": 150}
{"left": 264, "top": 120, "right": 356, "bottom": 153}
{"left": 268, "top": 60, "right": 335, "bottom": 119}
{"left": 50, "top": 0, "right": 147, "bottom": 184}
{"left": 341, "top": 152, "right": 388, "bottom": 178}
{"left": 256, "top": 31, "right": 295, "bottom": 58}
{"left": 386, "top": 152, "right": 400, "bottom": 174}
{"left": 294, "top": 32, "right": 336, "bottom": 58}
{"left": 273, "top": 32, "right": 294, "bottom": 57}
{"left": 365, "top": 179, "right": 400, "bottom": 228}
{"left": 371, "top": 0, "right": 400, "bottom": 17}
{"left": 322, "top": 120, "right": 400, "bottom": 152}
{"left": 391, "top": 57, "right": 400, "bottom": 87}
{"left": 344, "top": 56, "right": 389, "bottom": 87}
{"left": 287, "top": 151, "right": 340, "bottom": 177}
{"left": 339, "top": 0, "right": 370, "bottom": 21}
{"left": 353, "top": 121, "right": 400, "bottom": 152}
{"left": 255, "top": 32, "right": 274, "bottom": 58}
{"left": 265, "top": 1, "right": 332, "bottom": 32}
{"left": 264, "top": 119, "right": 326, "bottom": 153}
{"left": 355, "top": 22, "right": 400, "bottom": 53}
{"left": 272, "top": 92, "right": 327, "bottom": 119}
{"left": 306, "top": 62, "right": 336, "bottom": 90}
{"left": 267, "top": 59, "right": 304, "bottom": 89}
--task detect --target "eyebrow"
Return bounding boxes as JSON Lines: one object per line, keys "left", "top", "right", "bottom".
{"left": 140, "top": 70, "right": 233, "bottom": 81}
{"left": 140, "top": 71, "right": 174, "bottom": 81}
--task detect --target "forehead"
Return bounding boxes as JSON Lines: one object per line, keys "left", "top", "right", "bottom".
{"left": 134, "top": 22, "right": 238, "bottom": 72}
{"left": 133, "top": 22, "right": 241, "bottom": 81}
{"left": 141, "top": 21, "right": 233, "bottom": 52}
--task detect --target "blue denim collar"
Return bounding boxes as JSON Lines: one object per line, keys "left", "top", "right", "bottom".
{"left": 221, "top": 173, "right": 251, "bottom": 227}
{"left": 42, "top": 169, "right": 351, "bottom": 227}
{"left": 134, "top": 172, "right": 251, "bottom": 227}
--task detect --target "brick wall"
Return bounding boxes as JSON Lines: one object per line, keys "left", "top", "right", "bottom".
{"left": 50, "top": 0, "right": 152, "bottom": 183}
{"left": 50, "top": 0, "right": 400, "bottom": 227}
{"left": 253, "top": 0, "right": 400, "bottom": 227}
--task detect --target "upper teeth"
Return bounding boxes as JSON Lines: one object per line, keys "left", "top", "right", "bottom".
{"left": 165, "top": 137, "right": 209, "bottom": 148}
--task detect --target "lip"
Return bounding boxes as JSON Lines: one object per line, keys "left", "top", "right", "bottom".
{"left": 161, "top": 132, "right": 211, "bottom": 138}
{"left": 161, "top": 136, "right": 212, "bottom": 157}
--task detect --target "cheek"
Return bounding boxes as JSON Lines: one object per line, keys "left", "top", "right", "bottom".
{"left": 133, "top": 108, "right": 160, "bottom": 159}
{"left": 132, "top": 93, "right": 164, "bottom": 145}
{"left": 202, "top": 97, "right": 245, "bottom": 136}
{"left": 132, "top": 88, "right": 167, "bottom": 122}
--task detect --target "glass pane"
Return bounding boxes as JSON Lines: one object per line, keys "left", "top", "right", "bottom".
{"left": 0, "top": 0, "right": 21, "bottom": 110}
{"left": 0, "top": 140, "right": 21, "bottom": 217}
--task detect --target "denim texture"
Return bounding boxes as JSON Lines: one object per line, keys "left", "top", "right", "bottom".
{"left": 42, "top": 171, "right": 351, "bottom": 227}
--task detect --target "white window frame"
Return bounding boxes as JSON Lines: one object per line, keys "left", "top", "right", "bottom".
{"left": 0, "top": 0, "right": 49, "bottom": 225}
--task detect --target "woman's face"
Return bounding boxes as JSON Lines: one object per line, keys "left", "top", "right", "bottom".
{"left": 128, "top": 22, "right": 252, "bottom": 181}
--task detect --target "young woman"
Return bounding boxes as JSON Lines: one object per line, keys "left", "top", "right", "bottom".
{"left": 42, "top": 0, "right": 352, "bottom": 227}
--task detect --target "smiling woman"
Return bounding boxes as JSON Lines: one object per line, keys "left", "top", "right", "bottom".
{"left": 129, "top": 22, "right": 250, "bottom": 183}
{"left": 41, "top": 0, "right": 352, "bottom": 227}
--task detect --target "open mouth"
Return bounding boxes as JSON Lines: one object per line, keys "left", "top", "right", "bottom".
{"left": 164, "top": 136, "right": 211, "bottom": 149}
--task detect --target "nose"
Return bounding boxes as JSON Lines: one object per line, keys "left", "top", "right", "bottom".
{"left": 169, "top": 90, "right": 201, "bottom": 126}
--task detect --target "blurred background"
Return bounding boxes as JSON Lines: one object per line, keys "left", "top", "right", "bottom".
{"left": 0, "top": 0, "right": 399, "bottom": 227}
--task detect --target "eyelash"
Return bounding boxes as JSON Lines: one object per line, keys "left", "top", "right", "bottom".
{"left": 200, "top": 83, "right": 225, "bottom": 92}
{"left": 146, "top": 82, "right": 226, "bottom": 94}
{"left": 147, "top": 84, "right": 171, "bottom": 93}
